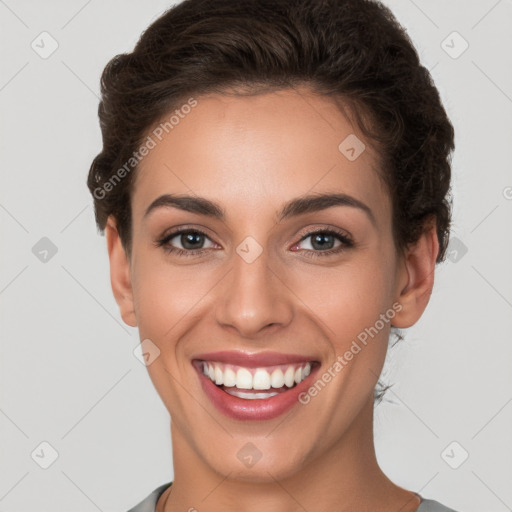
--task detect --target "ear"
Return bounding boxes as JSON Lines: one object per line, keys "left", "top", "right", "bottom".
{"left": 105, "top": 216, "right": 137, "bottom": 327}
{"left": 392, "top": 217, "right": 439, "bottom": 329}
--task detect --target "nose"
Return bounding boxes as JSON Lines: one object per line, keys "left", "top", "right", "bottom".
{"left": 214, "top": 244, "right": 294, "bottom": 339}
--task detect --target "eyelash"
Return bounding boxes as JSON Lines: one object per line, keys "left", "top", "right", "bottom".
{"left": 155, "top": 227, "right": 354, "bottom": 259}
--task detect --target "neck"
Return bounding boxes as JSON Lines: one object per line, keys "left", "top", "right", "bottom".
{"left": 160, "top": 395, "right": 420, "bottom": 512}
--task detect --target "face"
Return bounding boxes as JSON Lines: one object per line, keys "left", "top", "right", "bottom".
{"left": 107, "top": 86, "right": 436, "bottom": 482}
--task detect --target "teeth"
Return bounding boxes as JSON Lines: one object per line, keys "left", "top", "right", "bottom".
{"left": 223, "top": 367, "right": 236, "bottom": 387}
{"left": 236, "top": 368, "right": 253, "bottom": 389}
{"left": 224, "top": 389, "right": 280, "bottom": 399}
{"left": 284, "top": 366, "right": 295, "bottom": 387}
{"left": 201, "top": 361, "right": 312, "bottom": 390}
{"left": 214, "top": 366, "right": 223, "bottom": 385}
{"left": 270, "top": 369, "right": 285, "bottom": 388}
{"left": 253, "top": 369, "right": 271, "bottom": 390}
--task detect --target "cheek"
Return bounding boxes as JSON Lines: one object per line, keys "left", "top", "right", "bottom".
{"left": 131, "top": 240, "right": 397, "bottom": 355}
{"left": 131, "top": 255, "right": 219, "bottom": 341}
{"left": 292, "top": 259, "right": 393, "bottom": 340}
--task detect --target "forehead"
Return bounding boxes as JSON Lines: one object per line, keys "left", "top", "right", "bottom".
{"left": 132, "top": 88, "right": 391, "bottom": 223}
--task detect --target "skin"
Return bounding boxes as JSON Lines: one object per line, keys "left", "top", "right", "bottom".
{"left": 105, "top": 86, "right": 438, "bottom": 512}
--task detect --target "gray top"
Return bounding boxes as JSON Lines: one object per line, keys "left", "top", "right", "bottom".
{"left": 126, "top": 482, "right": 460, "bottom": 512}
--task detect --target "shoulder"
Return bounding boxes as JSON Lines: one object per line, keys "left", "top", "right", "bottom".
{"left": 417, "top": 497, "right": 461, "bottom": 512}
{"left": 126, "top": 482, "right": 173, "bottom": 512}
{"left": 125, "top": 485, "right": 461, "bottom": 512}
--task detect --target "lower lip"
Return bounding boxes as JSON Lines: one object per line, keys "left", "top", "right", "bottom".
{"left": 193, "top": 361, "right": 320, "bottom": 421}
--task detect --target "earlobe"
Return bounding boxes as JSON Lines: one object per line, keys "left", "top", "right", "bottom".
{"left": 392, "top": 217, "right": 439, "bottom": 329}
{"left": 105, "top": 216, "right": 137, "bottom": 327}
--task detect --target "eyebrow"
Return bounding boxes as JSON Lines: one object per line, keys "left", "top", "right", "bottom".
{"left": 143, "top": 192, "right": 376, "bottom": 226}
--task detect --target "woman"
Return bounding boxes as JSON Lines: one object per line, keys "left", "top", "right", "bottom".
{"left": 87, "top": 0, "right": 460, "bottom": 510}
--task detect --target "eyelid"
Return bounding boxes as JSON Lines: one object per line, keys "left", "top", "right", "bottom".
{"left": 156, "top": 224, "right": 354, "bottom": 262}
{"left": 155, "top": 225, "right": 220, "bottom": 250}
{"left": 156, "top": 224, "right": 352, "bottom": 246}
{"left": 295, "top": 225, "right": 353, "bottom": 243}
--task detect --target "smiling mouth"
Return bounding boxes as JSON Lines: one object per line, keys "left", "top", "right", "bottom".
{"left": 196, "top": 360, "right": 318, "bottom": 400}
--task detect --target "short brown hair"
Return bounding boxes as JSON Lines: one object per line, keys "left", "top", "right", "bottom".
{"left": 87, "top": 0, "right": 454, "bottom": 263}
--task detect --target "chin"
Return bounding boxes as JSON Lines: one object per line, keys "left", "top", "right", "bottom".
{"left": 202, "top": 441, "right": 311, "bottom": 484}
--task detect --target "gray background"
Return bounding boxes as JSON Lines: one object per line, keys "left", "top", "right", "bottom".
{"left": 1, "top": 0, "right": 511, "bottom": 511}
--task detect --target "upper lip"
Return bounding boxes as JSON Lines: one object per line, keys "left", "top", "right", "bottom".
{"left": 193, "top": 350, "right": 318, "bottom": 368}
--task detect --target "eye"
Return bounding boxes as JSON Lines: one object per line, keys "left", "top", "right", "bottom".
{"left": 155, "top": 226, "right": 354, "bottom": 259}
{"left": 292, "top": 228, "right": 354, "bottom": 258}
{"left": 155, "top": 228, "right": 217, "bottom": 256}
